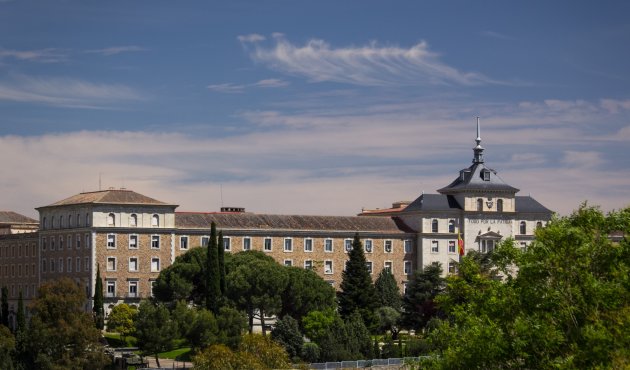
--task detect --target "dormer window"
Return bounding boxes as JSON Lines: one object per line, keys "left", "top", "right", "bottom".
{"left": 481, "top": 169, "right": 491, "bottom": 181}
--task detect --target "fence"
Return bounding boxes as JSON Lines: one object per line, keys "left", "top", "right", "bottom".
{"left": 310, "top": 356, "right": 428, "bottom": 369}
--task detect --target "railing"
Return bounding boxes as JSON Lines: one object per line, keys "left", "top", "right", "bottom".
{"left": 310, "top": 356, "right": 429, "bottom": 369}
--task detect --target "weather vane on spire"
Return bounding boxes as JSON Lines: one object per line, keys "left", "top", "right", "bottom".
{"left": 473, "top": 116, "right": 485, "bottom": 164}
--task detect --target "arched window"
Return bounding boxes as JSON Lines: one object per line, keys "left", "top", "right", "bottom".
{"left": 68, "top": 214, "right": 73, "bottom": 228}
{"left": 497, "top": 199, "right": 503, "bottom": 212}
{"left": 52, "top": 215, "right": 55, "bottom": 228}
{"left": 520, "top": 221, "right": 527, "bottom": 235}
{"left": 107, "top": 213, "right": 115, "bottom": 226}
{"left": 85, "top": 213, "right": 90, "bottom": 226}
{"left": 477, "top": 198, "right": 483, "bottom": 211}
{"left": 60, "top": 215, "right": 64, "bottom": 228}
{"left": 151, "top": 214, "right": 159, "bottom": 227}
{"left": 536, "top": 221, "right": 543, "bottom": 229}
{"left": 42, "top": 217, "right": 47, "bottom": 230}
{"left": 130, "top": 214, "right": 137, "bottom": 227}
{"left": 448, "top": 219, "right": 455, "bottom": 233}
{"left": 431, "top": 219, "right": 438, "bottom": 233}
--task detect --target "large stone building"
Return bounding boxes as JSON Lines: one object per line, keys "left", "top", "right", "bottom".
{"left": 0, "top": 123, "right": 552, "bottom": 327}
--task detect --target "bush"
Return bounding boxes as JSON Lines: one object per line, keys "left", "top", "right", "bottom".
{"left": 301, "top": 342, "right": 320, "bottom": 363}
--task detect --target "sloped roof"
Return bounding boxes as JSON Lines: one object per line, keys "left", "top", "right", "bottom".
{"left": 0, "top": 211, "right": 38, "bottom": 224}
{"left": 401, "top": 194, "right": 462, "bottom": 213}
{"left": 39, "top": 189, "right": 175, "bottom": 208}
{"left": 515, "top": 196, "right": 553, "bottom": 214}
{"left": 175, "top": 212, "right": 413, "bottom": 233}
{"left": 438, "top": 163, "right": 519, "bottom": 194}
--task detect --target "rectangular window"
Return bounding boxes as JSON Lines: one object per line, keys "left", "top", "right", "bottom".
{"left": 42, "top": 237, "right": 47, "bottom": 251}
{"left": 431, "top": 240, "right": 439, "bottom": 253}
{"left": 404, "top": 240, "right": 412, "bottom": 253}
{"left": 366, "top": 261, "right": 373, "bottom": 274}
{"left": 201, "top": 236, "right": 210, "bottom": 247}
{"left": 448, "top": 262, "right": 457, "bottom": 274}
{"left": 84, "top": 257, "right": 90, "bottom": 271}
{"left": 76, "top": 234, "right": 81, "bottom": 249}
{"left": 284, "top": 238, "right": 293, "bottom": 252}
{"left": 58, "top": 258, "right": 63, "bottom": 272}
{"left": 404, "top": 261, "right": 412, "bottom": 275}
{"left": 243, "top": 237, "right": 251, "bottom": 251}
{"left": 76, "top": 257, "right": 81, "bottom": 272}
{"left": 318, "top": 239, "right": 329, "bottom": 254}
{"left": 85, "top": 234, "right": 90, "bottom": 249}
{"left": 67, "top": 235, "right": 72, "bottom": 250}
{"left": 106, "top": 281, "right": 116, "bottom": 298}
{"left": 180, "top": 236, "right": 189, "bottom": 250}
{"left": 107, "top": 234, "right": 116, "bottom": 249}
{"left": 50, "top": 238, "right": 55, "bottom": 251}
{"left": 129, "top": 257, "right": 139, "bottom": 272}
{"left": 129, "top": 234, "right": 138, "bottom": 249}
{"left": 304, "top": 238, "right": 313, "bottom": 252}
{"left": 304, "top": 260, "right": 313, "bottom": 270}
{"left": 150, "top": 280, "right": 156, "bottom": 297}
{"left": 59, "top": 236, "right": 64, "bottom": 250}
{"left": 324, "top": 260, "right": 333, "bottom": 275}
{"left": 344, "top": 239, "right": 352, "bottom": 252}
{"left": 364, "top": 239, "right": 373, "bottom": 253}
{"left": 223, "top": 237, "right": 231, "bottom": 251}
{"left": 42, "top": 259, "right": 47, "bottom": 273}
{"left": 107, "top": 257, "right": 116, "bottom": 271}
{"left": 284, "top": 259, "right": 293, "bottom": 267}
{"left": 151, "top": 257, "right": 160, "bottom": 272}
{"left": 264, "top": 237, "right": 272, "bottom": 252}
{"left": 151, "top": 235, "right": 160, "bottom": 249}
{"left": 448, "top": 240, "right": 456, "bottom": 254}
{"left": 128, "top": 281, "right": 138, "bottom": 298}
{"left": 67, "top": 257, "right": 72, "bottom": 272}
{"left": 384, "top": 240, "right": 393, "bottom": 253}
{"left": 384, "top": 261, "right": 393, "bottom": 273}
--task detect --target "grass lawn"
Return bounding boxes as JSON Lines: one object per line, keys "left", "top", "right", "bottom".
{"left": 158, "top": 347, "right": 192, "bottom": 361}
{"left": 103, "top": 332, "right": 137, "bottom": 347}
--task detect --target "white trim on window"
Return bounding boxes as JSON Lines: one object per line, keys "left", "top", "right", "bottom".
{"left": 151, "top": 257, "right": 160, "bottom": 272}
{"left": 324, "top": 260, "right": 333, "bottom": 275}
{"left": 243, "top": 237, "right": 252, "bottom": 251}
{"left": 180, "top": 235, "right": 189, "bottom": 250}
{"left": 284, "top": 238, "right": 293, "bottom": 252}
{"left": 283, "top": 259, "right": 293, "bottom": 267}
{"left": 384, "top": 239, "right": 393, "bottom": 253}
{"left": 304, "top": 238, "right": 313, "bottom": 252}
{"left": 107, "top": 234, "right": 116, "bottom": 249}
{"left": 384, "top": 260, "right": 393, "bottom": 273}
{"left": 106, "top": 256, "right": 117, "bottom": 271}
{"left": 151, "top": 235, "right": 160, "bottom": 249}
{"left": 364, "top": 239, "right": 373, "bottom": 253}
{"left": 129, "top": 257, "right": 139, "bottom": 272}
{"left": 263, "top": 237, "right": 273, "bottom": 252}
{"left": 431, "top": 240, "right": 439, "bottom": 253}
{"left": 324, "top": 238, "right": 333, "bottom": 253}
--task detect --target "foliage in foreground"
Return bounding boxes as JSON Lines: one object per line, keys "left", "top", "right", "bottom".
{"left": 192, "top": 334, "right": 290, "bottom": 370}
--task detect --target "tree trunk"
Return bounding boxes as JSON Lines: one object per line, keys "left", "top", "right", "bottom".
{"left": 155, "top": 353, "right": 160, "bottom": 368}
{"left": 260, "top": 308, "right": 266, "bottom": 336}
{"left": 248, "top": 309, "right": 254, "bottom": 334}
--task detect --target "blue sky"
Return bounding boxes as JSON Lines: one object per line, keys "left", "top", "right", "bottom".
{"left": 1, "top": 0, "right": 629, "bottom": 217}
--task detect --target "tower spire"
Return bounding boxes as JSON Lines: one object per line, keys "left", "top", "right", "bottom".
{"left": 473, "top": 116, "right": 484, "bottom": 164}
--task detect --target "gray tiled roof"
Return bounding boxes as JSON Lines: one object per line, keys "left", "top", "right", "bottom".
{"left": 438, "top": 163, "right": 519, "bottom": 194}
{"left": 175, "top": 212, "right": 413, "bottom": 233}
{"left": 402, "top": 194, "right": 462, "bottom": 213}
{"left": 0, "top": 211, "right": 38, "bottom": 224}
{"left": 515, "top": 196, "right": 553, "bottom": 214}
{"left": 40, "top": 189, "right": 175, "bottom": 208}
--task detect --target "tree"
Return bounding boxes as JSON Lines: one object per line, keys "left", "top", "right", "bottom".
{"left": 302, "top": 308, "right": 338, "bottom": 343}
{"left": 153, "top": 247, "right": 207, "bottom": 305}
{"left": 187, "top": 308, "right": 218, "bottom": 352}
{"left": 345, "top": 311, "right": 373, "bottom": 359}
{"left": 134, "top": 300, "right": 178, "bottom": 368}
{"left": 401, "top": 262, "right": 444, "bottom": 331}
{"left": 25, "top": 277, "right": 110, "bottom": 369}
{"left": 1, "top": 286, "right": 8, "bottom": 328}
{"left": 279, "top": 266, "right": 336, "bottom": 327}
{"left": 106, "top": 303, "right": 137, "bottom": 342}
{"left": 374, "top": 268, "right": 402, "bottom": 311}
{"left": 193, "top": 335, "right": 291, "bottom": 370}
{"left": 338, "top": 233, "right": 378, "bottom": 329}
{"left": 239, "top": 334, "right": 291, "bottom": 369}
{"left": 377, "top": 306, "right": 401, "bottom": 339}
{"left": 93, "top": 265, "right": 105, "bottom": 330}
{"left": 206, "top": 222, "right": 221, "bottom": 313}
{"left": 16, "top": 291, "right": 25, "bottom": 334}
{"left": 271, "top": 315, "right": 303, "bottom": 359}
{"left": 227, "top": 257, "right": 289, "bottom": 334}
{"left": 0, "top": 325, "right": 15, "bottom": 370}
{"left": 218, "top": 230, "right": 227, "bottom": 296}
{"left": 216, "top": 306, "right": 247, "bottom": 349}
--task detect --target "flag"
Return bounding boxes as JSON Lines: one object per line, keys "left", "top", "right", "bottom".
{"left": 458, "top": 232, "right": 465, "bottom": 256}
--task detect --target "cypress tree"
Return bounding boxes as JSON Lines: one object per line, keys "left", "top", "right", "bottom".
{"left": 206, "top": 221, "right": 221, "bottom": 313}
{"left": 1, "top": 286, "right": 9, "bottom": 327}
{"left": 93, "top": 265, "right": 105, "bottom": 329}
{"left": 374, "top": 269, "right": 402, "bottom": 311}
{"left": 16, "top": 291, "right": 25, "bottom": 333}
{"left": 338, "top": 233, "right": 378, "bottom": 329}
{"left": 218, "top": 230, "right": 226, "bottom": 296}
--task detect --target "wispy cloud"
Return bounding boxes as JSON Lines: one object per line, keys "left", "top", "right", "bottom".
{"left": 237, "top": 34, "right": 266, "bottom": 43}
{"left": 480, "top": 30, "right": 516, "bottom": 41}
{"left": 0, "top": 47, "right": 67, "bottom": 63}
{"left": 85, "top": 46, "right": 148, "bottom": 56}
{"left": 207, "top": 78, "right": 289, "bottom": 93}
{"left": 0, "top": 75, "right": 144, "bottom": 108}
{"left": 562, "top": 151, "right": 603, "bottom": 169}
{"left": 239, "top": 34, "right": 498, "bottom": 87}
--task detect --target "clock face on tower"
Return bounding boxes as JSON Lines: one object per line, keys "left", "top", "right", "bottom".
{"left": 486, "top": 201, "right": 494, "bottom": 209}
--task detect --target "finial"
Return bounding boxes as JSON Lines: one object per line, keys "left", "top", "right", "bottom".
{"left": 472, "top": 117, "right": 484, "bottom": 164}
{"left": 476, "top": 116, "right": 481, "bottom": 144}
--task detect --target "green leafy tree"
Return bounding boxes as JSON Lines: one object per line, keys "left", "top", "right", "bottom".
{"left": 0, "top": 325, "right": 15, "bottom": 370}
{"left": 227, "top": 257, "right": 289, "bottom": 334}
{"left": 16, "top": 291, "right": 25, "bottom": 334}
{"left": 377, "top": 306, "right": 401, "bottom": 339}
{"left": 93, "top": 265, "right": 105, "bottom": 330}
{"left": 271, "top": 315, "right": 303, "bottom": 359}
{"left": 401, "top": 262, "right": 444, "bottom": 331}
{"left": 25, "top": 277, "right": 110, "bottom": 369}
{"left": 302, "top": 308, "right": 337, "bottom": 343}
{"left": 193, "top": 334, "right": 291, "bottom": 370}
{"left": 106, "top": 303, "right": 137, "bottom": 342}
{"left": 154, "top": 247, "right": 207, "bottom": 304}
{"left": 301, "top": 342, "right": 320, "bottom": 363}
{"left": 338, "top": 233, "right": 378, "bottom": 329}
{"left": 206, "top": 222, "right": 221, "bottom": 313}
{"left": 375, "top": 269, "right": 402, "bottom": 311}
{"left": 317, "top": 314, "right": 352, "bottom": 361}
{"left": 1, "top": 286, "right": 8, "bottom": 328}
{"left": 345, "top": 311, "right": 373, "bottom": 359}
{"left": 134, "top": 300, "right": 178, "bottom": 368}
{"left": 280, "top": 266, "right": 336, "bottom": 326}
{"left": 187, "top": 308, "right": 218, "bottom": 351}
{"left": 216, "top": 306, "right": 247, "bottom": 349}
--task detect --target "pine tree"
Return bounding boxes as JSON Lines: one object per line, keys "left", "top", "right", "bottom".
{"left": 16, "top": 291, "right": 25, "bottom": 333}
{"left": 218, "top": 230, "right": 226, "bottom": 296}
{"left": 338, "top": 233, "right": 378, "bottom": 329}
{"left": 401, "top": 263, "right": 444, "bottom": 331}
{"left": 374, "top": 269, "right": 402, "bottom": 311}
{"left": 93, "top": 265, "right": 105, "bottom": 330}
{"left": 206, "top": 222, "right": 221, "bottom": 313}
{"left": 1, "top": 286, "right": 8, "bottom": 327}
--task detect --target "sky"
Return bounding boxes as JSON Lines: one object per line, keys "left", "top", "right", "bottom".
{"left": 0, "top": 0, "right": 629, "bottom": 219}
